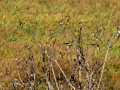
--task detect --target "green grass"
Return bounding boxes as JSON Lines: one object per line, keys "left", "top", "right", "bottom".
{"left": 0, "top": 0, "right": 119, "bottom": 61}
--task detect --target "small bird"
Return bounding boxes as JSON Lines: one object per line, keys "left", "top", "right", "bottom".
{"left": 46, "top": 42, "right": 51, "bottom": 47}
{"left": 25, "top": 45, "right": 31, "bottom": 49}
{"left": 59, "top": 22, "right": 64, "bottom": 26}
{"left": 91, "top": 32, "right": 95, "bottom": 37}
{"left": 63, "top": 43, "right": 72, "bottom": 50}
{"left": 14, "top": 57, "right": 18, "bottom": 61}
{"left": 100, "top": 26, "right": 105, "bottom": 30}
{"left": 50, "top": 29, "right": 55, "bottom": 34}
{"left": 65, "top": 16, "right": 70, "bottom": 21}
{"left": 76, "top": 49, "right": 80, "bottom": 53}
{"left": 19, "top": 20, "right": 25, "bottom": 27}
{"left": 39, "top": 42, "right": 41, "bottom": 47}
{"left": 59, "top": 52, "right": 65, "bottom": 58}
{"left": 91, "top": 44, "right": 100, "bottom": 51}
{"left": 79, "top": 22, "right": 83, "bottom": 27}
{"left": 116, "top": 29, "right": 120, "bottom": 37}
{"left": 91, "top": 32, "right": 101, "bottom": 41}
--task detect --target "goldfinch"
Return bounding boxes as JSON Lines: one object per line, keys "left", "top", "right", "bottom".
{"left": 91, "top": 44, "right": 100, "bottom": 51}
{"left": 91, "top": 32, "right": 95, "bottom": 37}
{"left": 14, "top": 57, "right": 18, "bottom": 61}
{"left": 50, "top": 29, "right": 55, "bottom": 34}
{"left": 59, "top": 22, "right": 64, "bottom": 26}
{"left": 46, "top": 42, "right": 51, "bottom": 47}
{"left": 59, "top": 52, "right": 65, "bottom": 58}
{"left": 65, "top": 16, "right": 70, "bottom": 21}
{"left": 39, "top": 42, "right": 41, "bottom": 47}
{"left": 63, "top": 43, "right": 72, "bottom": 50}
{"left": 100, "top": 26, "right": 105, "bottom": 30}
{"left": 79, "top": 22, "right": 83, "bottom": 27}
{"left": 25, "top": 45, "right": 31, "bottom": 49}
{"left": 19, "top": 20, "right": 25, "bottom": 27}
{"left": 116, "top": 29, "right": 120, "bottom": 37}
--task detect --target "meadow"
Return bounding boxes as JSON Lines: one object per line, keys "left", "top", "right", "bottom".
{"left": 0, "top": 0, "right": 120, "bottom": 89}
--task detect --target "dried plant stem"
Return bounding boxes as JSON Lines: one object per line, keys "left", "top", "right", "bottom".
{"left": 54, "top": 59, "right": 75, "bottom": 90}
{"left": 15, "top": 61, "right": 24, "bottom": 86}
{"left": 52, "top": 67, "right": 59, "bottom": 90}
{"left": 78, "top": 56, "right": 81, "bottom": 89}
{"left": 96, "top": 48, "right": 109, "bottom": 90}
{"left": 97, "top": 30, "right": 116, "bottom": 90}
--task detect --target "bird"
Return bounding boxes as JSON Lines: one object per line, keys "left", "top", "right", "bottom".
{"left": 14, "top": 57, "right": 18, "bottom": 61}
{"left": 46, "top": 42, "right": 51, "bottom": 47}
{"left": 19, "top": 20, "right": 25, "bottom": 27}
{"left": 91, "top": 44, "right": 100, "bottom": 51}
{"left": 59, "top": 52, "right": 65, "bottom": 58}
{"left": 39, "top": 42, "right": 41, "bottom": 47}
{"left": 100, "top": 26, "right": 105, "bottom": 30}
{"left": 79, "top": 22, "right": 83, "bottom": 27}
{"left": 63, "top": 43, "right": 72, "bottom": 50}
{"left": 59, "top": 22, "right": 64, "bottom": 26}
{"left": 91, "top": 32, "right": 101, "bottom": 41}
{"left": 76, "top": 48, "right": 80, "bottom": 53}
{"left": 25, "top": 45, "right": 31, "bottom": 49}
{"left": 116, "top": 29, "right": 120, "bottom": 37}
{"left": 65, "top": 16, "right": 70, "bottom": 21}
{"left": 91, "top": 32, "right": 95, "bottom": 37}
{"left": 50, "top": 29, "right": 55, "bottom": 34}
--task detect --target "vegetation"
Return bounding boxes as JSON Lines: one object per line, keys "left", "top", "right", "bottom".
{"left": 0, "top": 0, "right": 120, "bottom": 89}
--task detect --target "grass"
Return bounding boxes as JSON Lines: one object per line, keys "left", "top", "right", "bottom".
{"left": 0, "top": 0, "right": 120, "bottom": 89}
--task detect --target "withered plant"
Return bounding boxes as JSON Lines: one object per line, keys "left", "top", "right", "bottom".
{"left": 1, "top": 16, "right": 120, "bottom": 90}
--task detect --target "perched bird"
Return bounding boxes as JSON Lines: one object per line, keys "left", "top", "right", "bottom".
{"left": 91, "top": 44, "right": 100, "bottom": 51}
{"left": 76, "top": 49, "right": 80, "bottom": 53}
{"left": 91, "top": 32, "right": 101, "bottom": 41}
{"left": 65, "top": 16, "right": 70, "bottom": 21}
{"left": 91, "top": 32, "right": 95, "bottom": 37}
{"left": 59, "top": 22, "right": 64, "bottom": 26}
{"left": 14, "top": 57, "right": 18, "bottom": 61}
{"left": 59, "top": 52, "right": 65, "bottom": 58}
{"left": 63, "top": 43, "right": 72, "bottom": 50}
{"left": 14, "top": 58, "right": 18, "bottom": 61}
{"left": 76, "top": 47, "right": 81, "bottom": 53}
{"left": 116, "top": 29, "right": 120, "bottom": 37}
{"left": 46, "top": 42, "right": 51, "bottom": 47}
{"left": 50, "top": 29, "right": 55, "bottom": 34}
{"left": 25, "top": 45, "right": 31, "bottom": 49}
{"left": 79, "top": 22, "right": 83, "bottom": 27}
{"left": 100, "top": 26, "right": 105, "bottom": 30}
{"left": 19, "top": 20, "right": 25, "bottom": 27}
{"left": 39, "top": 42, "right": 41, "bottom": 47}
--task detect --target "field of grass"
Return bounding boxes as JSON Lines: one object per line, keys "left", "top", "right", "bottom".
{"left": 0, "top": 0, "right": 120, "bottom": 89}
